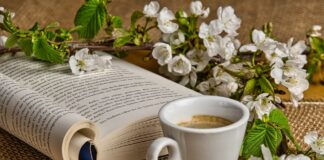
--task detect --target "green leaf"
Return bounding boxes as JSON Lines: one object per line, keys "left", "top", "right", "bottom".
{"left": 242, "top": 123, "right": 282, "bottom": 157}
{"left": 113, "top": 34, "right": 132, "bottom": 48}
{"left": 74, "top": 0, "right": 107, "bottom": 39}
{"left": 310, "top": 37, "right": 324, "bottom": 54}
{"left": 243, "top": 79, "right": 257, "bottom": 96}
{"left": 17, "top": 38, "right": 33, "bottom": 56}
{"left": 269, "top": 109, "right": 289, "bottom": 130}
{"left": 32, "top": 36, "right": 65, "bottom": 64}
{"left": 130, "top": 11, "right": 144, "bottom": 30}
{"left": 5, "top": 33, "right": 18, "bottom": 48}
{"left": 269, "top": 109, "right": 301, "bottom": 151}
{"left": 110, "top": 16, "right": 123, "bottom": 28}
{"left": 258, "top": 75, "right": 274, "bottom": 94}
{"left": 307, "top": 62, "right": 317, "bottom": 81}
{"left": 45, "top": 22, "right": 60, "bottom": 30}
{"left": 29, "top": 22, "right": 40, "bottom": 31}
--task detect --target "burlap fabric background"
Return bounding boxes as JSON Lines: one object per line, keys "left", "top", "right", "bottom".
{"left": 0, "top": 0, "right": 324, "bottom": 159}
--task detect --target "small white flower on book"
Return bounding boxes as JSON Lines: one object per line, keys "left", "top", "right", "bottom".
{"left": 69, "top": 48, "right": 112, "bottom": 75}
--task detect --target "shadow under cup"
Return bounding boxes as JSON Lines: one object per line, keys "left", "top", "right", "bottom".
{"left": 159, "top": 96, "right": 249, "bottom": 160}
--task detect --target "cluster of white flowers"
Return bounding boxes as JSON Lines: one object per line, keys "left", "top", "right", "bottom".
{"left": 69, "top": 48, "right": 112, "bottom": 75}
{"left": 240, "top": 29, "right": 309, "bottom": 107}
{"left": 148, "top": 1, "right": 242, "bottom": 97}
{"left": 250, "top": 131, "right": 324, "bottom": 160}
{"left": 197, "top": 65, "right": 239, "bottom": 97}
{"left": 198, "top": 6, "right": 241, "bottom": 58}
{"left": 241, "top": 93, "right": 280, "bottom": 120}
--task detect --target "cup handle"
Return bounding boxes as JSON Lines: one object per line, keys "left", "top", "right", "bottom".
{"left": 146, "top": 137, "right": 182, "bottom": 160}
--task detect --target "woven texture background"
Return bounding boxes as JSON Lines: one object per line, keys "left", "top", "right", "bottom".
{"left": 1, "top": 0, "right": 324, "bottom": 43}
{"left": 0, "top": 0, "right": 324, "bottom": 159}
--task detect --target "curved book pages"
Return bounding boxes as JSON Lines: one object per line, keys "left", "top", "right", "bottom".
{"left": 0, "top": 55, "right": 200, "bottom": 160}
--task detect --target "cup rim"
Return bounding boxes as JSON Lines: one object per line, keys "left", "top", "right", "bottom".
{"left": 159, "top": 95, "right": 250, "bottom": 134}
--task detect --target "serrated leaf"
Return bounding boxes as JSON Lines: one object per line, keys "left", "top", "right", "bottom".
{"left": 259, "top": 75, "right": 274, "bottom": 94}
{"left": 130, "top": 11, "right": 144, "bottom": 30}
{"left": 242, "top": 123, "right": 282, "bottom": 158}
{"left": 74, "top": 0, "right": 107, "bottom": 39}
{"left": 269, "top": 109, "right": 289, "bottom": 130}
{"left": 18, "top": 38, "right": 33, "bottom": 56}
{"left": 113, "top": 34, "right": 132, "bottom": 48}
{"left": 269, "top": 109, "right": 301, "bottom": 151}
{"left": 5, "top": 33, "right": 18, "bottom": 48}
{"left": 32, "top": 36, "right": 65, "bottom": 64}
{"left": 243, "top": 79, "right": 256, "bottom": 96}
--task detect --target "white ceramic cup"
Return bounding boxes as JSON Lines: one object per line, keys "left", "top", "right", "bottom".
{"left": 146, "top": 96, "right": 249, "bottom": 160}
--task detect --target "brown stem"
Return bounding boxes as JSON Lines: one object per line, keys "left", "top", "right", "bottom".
{"left": 0, "top": 42, "right": 154, "bottom": 56}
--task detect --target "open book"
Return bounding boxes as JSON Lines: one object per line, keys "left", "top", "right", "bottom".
{"left": 0, "top": 56, "right": 200, "bottom": 160}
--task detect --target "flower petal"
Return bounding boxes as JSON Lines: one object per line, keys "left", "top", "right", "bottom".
{"left": 239, "top": 44, "right": 258, "bottom": 52}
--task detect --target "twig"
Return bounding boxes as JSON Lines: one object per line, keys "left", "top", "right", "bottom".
{"left": 0, "top": 42, "right": 154, "bottom": 56}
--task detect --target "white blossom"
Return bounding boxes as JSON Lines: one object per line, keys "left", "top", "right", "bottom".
{"left": 170, "top": 31, "right": 185, "bottom": 45}
{"left": 242, "top": 93, "right": 278, "bottom": 119}
{"left": 266, "top": 42, "right": 288, "bottom": 63}
{"left": 196, "top": 79, "right": 212, "bottom": 94}
{"left": 157, "top": 7, "right": 179, "bottom": 34}
{"left": 190, "top": 1, "right": 210, "bottom": 18}
{"left": 287, "top": 38, "right": 307, "bottom": 68}
{"left": 143, "top": 1, "right": 160, "bottom": 17}
{"left": 210, "top": 66, "right": 239, "bottom": 97}
{"left": 209, "top": 36, "right": 237, "bottom": 60}
{"left": 240, "top": 29, "right": 276, "bottom": 56}
{"left": 186, "top": 49, "right": 210, "bottom": 71}
{"left": 152, "top": 42, "right": 172, "bottom": 66}
{"left": 255, "top": 145, "right": 310, "bottom": 160}
{"left": 215, "top": 6, "right": 241, "bottom": 36}
{"left": 211, "top": 65, "right": 240, "bottom": 96}
{"left": 280, "top": 154, "right": 311, "bottom": 160}
{"left": 249, "top": 156, "right": 262, "bottom": 160}
{"left": 304, "top": 131, "right": 324, "bottom": 155}
{"left": 179, "top": 68, "right": 197, "bottom": 87}
{"left": 0, "top": 7, "right": 4, "bottom": 23}
{"left": 198, "top": 21, "right": 222, "bottom": 41}
{"left": 69, "top": 48, "right": 112, "bottom": 75}
{"left": 168, "top": 54, "right": 191, "bottom": 75}
{"left": 310, "top": 25, "right": 322, "bottom": 37}
{"left": 0, "top": 35, "right": 7, "bottom": 47}
{"left": 196, "top": 77, "right": 237, "bottom": 97}
{"left": 270, "top": 59, "right": 306, "bottom": 85}
{"left": 260, "top": 144, "right": 273, "bottom": 160}
{"left": 200, "top": 23, "right": 237, "bottom": 59}
{"left": 281, "top": 70, "right": 309, "bottom": 107}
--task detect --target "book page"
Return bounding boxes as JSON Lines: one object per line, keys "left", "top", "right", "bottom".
{"left": 0, "top": 56, "right": 200, "bottom": 137}
{"left": 0, "top": 73, "right": 97, "bottom": 160}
